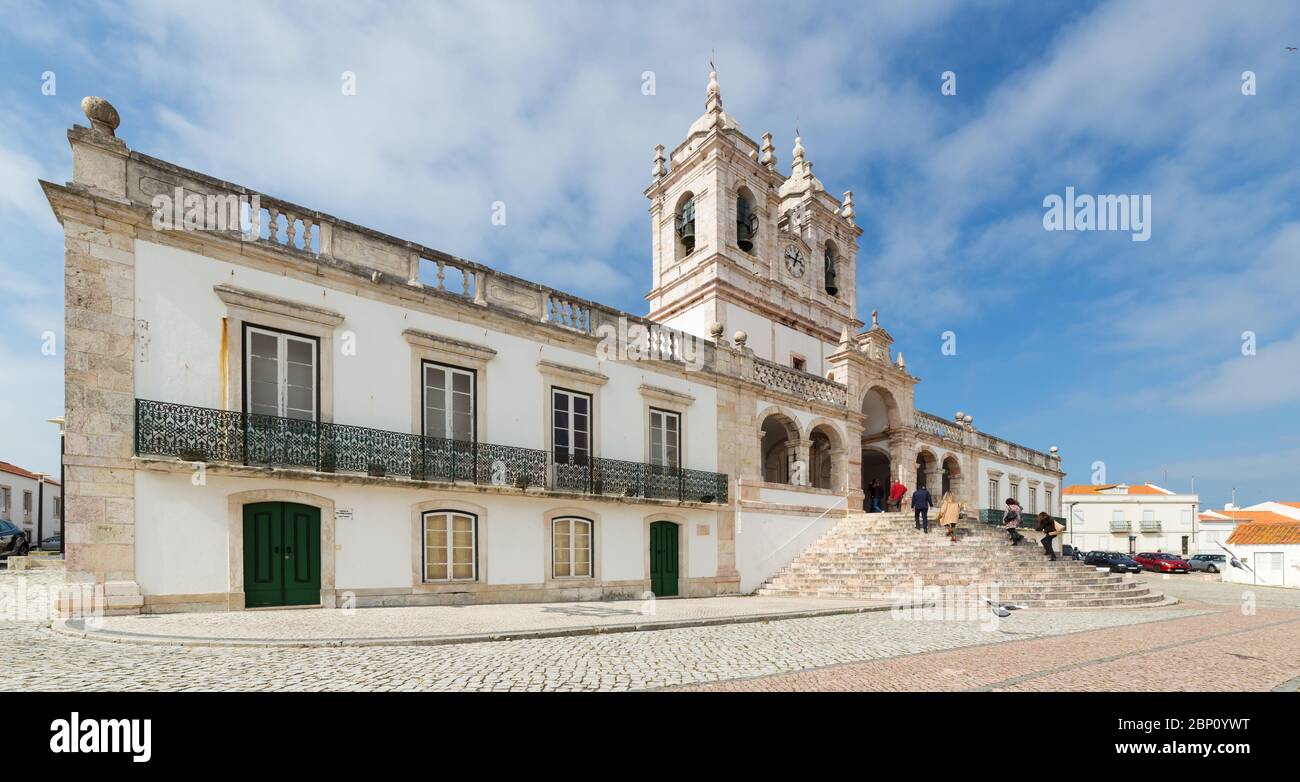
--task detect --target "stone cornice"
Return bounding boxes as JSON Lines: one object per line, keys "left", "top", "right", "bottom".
{"left": 214, "top": 284, "right": 344, "bottom": 327}
{"left": 402, "top": 329, "right": 497, "bottom": 364}
{"left": 537, "top": 360, "right": 609, "bottom": 388}
{"left": 639, "top": 383, "right": 696, "bottom": 408}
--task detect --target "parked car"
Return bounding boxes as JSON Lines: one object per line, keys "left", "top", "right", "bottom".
{"left": 1134, "top": 552, "right": 1191, "bottom": 573}
{"left": 1188, "top": 553, "right": 1227, "bottom": 573}
{"left": 1084, "top": 551, "right": 1143, "bottom": 573}
{"left": 0, "top": 519, "right": 30, "bottom": 559}
{"left": 38, "top": 533, "right": 62, "bottom": 552}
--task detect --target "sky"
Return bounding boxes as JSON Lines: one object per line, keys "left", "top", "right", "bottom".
{"left": 0, "top": 0, "right": 1297, "bottom": 509}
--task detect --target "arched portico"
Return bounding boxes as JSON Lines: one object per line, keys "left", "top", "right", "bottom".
{"left": 807, "top": 419, "right": 845, "bottom": 491}
{"left": 758, "top": 408, "right": 802, "bottom": 485}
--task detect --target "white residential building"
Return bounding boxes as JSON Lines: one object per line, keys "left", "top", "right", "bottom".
{"left": 1061, "top": 483, "right": 1198, "bottom": 557}
{"left": 0, "top": 461, "right": 62, "bottom": 543}
{"left": 45, "top": 82, "right": 1063, "bottom": 614}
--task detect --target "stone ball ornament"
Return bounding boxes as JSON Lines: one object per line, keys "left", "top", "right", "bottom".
{"left": 81, "top": 96, "right": 120, "bottom": 136}
{"left": 709, "top": 322, "right": 725, "bottom": 340}
{"left": 733, "top": 330, "right": 748, "bottom": 347}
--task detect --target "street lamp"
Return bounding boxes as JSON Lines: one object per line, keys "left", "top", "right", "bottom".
{"left": 47, "top": 417, "right": 65, "bottom": 557}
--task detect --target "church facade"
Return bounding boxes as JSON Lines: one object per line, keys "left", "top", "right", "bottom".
{"left": 46, "top": 78, "right": 1062, "bottom": 614}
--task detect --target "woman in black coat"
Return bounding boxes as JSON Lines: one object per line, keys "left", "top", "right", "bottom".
{"left": 1037, "top": 511, "right": 1058, "bottom": 561}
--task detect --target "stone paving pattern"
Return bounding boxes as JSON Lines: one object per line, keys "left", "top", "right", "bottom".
{"left": 6, "top": 568, "right": 1299, "bottom": 691}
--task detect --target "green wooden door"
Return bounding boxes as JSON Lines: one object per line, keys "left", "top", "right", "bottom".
{"left": 649, "top": 520, "right": 679, "bottom": 597}
{"left": 242, "top": 502, "right": 321, "bottom": 607}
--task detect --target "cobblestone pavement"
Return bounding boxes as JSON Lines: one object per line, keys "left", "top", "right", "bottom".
{"left": 56, "top": 593, "right": 893, "bottom": 646}
{"left": 679, "top": 577, "right": 1300, "bottom": 692}
{"left": 2, "top": 569, "right": 1222, "bottom": 692}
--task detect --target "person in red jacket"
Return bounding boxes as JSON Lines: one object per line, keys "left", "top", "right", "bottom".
{"left": 889, "top": 478, "right": 907, "bottom": 512}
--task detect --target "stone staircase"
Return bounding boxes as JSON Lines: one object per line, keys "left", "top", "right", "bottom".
{"left": 756, "top": 512, "right": 1169, "bottom": 608}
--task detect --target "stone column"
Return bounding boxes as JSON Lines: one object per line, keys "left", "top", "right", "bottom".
{"left": 51, "top": 98, "right": 143, "bottom": 615}
{"left": 792, "top": 438, "right": 811, "bottom": 486}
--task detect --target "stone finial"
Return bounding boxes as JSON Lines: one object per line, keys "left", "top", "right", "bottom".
{"left": 955, "top": 411, "right": 965, "bottom": 422}
{"left": 81, "top": 96, "right": 120, "bottom": 137}
{"left": 708, "top": 321, "right": 725, "bottom": 340}
{"left": 871, "top": 309, "right": 879, "bottom": 327}
{"left": 652, "top": 144, "right": 667, "bottom": 180}
{"left": 760, "top": 132, "right": 776, "bottom": 170}
{"left": 896, "top": 351, "right": 906, "bottom": 370}
{"left": 841, "top": 190, "right": 855, "bottom": 224}
{"left": 792, "top": 134, "right": 805, "bottom": 169}
{"left": 1050, "top": 446, "right": 1059, "bottom": 455}
{"left": 706, "top": 67, "right": 722, "bottom": 113}
{"left": 733, "top": 330, "right": 748, "bottom": 349}
{"left": 963, "top": 414, "right": 973, "bottom": 426}
{"left": 839, "top": 326, "right": 852, "bottom": 349}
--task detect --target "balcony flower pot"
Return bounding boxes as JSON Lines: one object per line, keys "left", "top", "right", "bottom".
{"left": 367, "top": 464, "right": 387, "bottom": 478}
{"left": 698, "top": 493, "right": 716, "bottom": 504}
{"left": 513, "top": 475, "right": 530, "bottom": 490}
{"left": 623, "top": 486, "right": 638, "bottom": 498}
{"left": 178, "top": 448, "right": 207, "bottom": 463}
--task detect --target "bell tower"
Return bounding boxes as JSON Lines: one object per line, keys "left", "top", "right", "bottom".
{"left": 645, "top": 69, "right": 862, "bottom": 375}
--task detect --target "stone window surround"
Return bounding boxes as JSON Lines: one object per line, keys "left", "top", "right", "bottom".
{"left": 216, "top": 284, "right": 342, "bottom": 421}
{"left": 542, "top": 506, "right": 602, "bottom": 586}
{"left": 409, "top": 498, "right": 490, "bottom": 593}
{"left": 538, "top": 361, "right": 609, "bottom": 465}
{"left": 225, "top": 488, "right": 337, "bottom": 611}
{"left": 402, "top": 328, "right": 497, "bottom": 441}
{"left": 642, "top": 511, "right": 691, "bottom": 597}
{"left": 639, "top": 383, "right": 695, "bottom": 469}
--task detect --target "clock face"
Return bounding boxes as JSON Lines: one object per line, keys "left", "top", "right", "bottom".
{"left": 784, "top": 245, "right": 805, "bottom": 278}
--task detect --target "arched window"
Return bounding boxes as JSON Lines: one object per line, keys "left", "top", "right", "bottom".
{"left": 675, "top": 193, "right": 696, "bottom": 258}
{"left": 736, "top": 188, "right": 757, "bottom": 253}
{"left": 423, "top": 510, "right": 477, "bottom": 582}
{"left": 823, "top": 240, "right": 839, "bottom": 296}
{"left": 552, "top": 517, "right": 593, "bottom": 578}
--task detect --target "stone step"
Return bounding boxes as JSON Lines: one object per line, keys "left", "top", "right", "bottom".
{"left": 756, "top": 509, "right": 1168, "bottom": 610}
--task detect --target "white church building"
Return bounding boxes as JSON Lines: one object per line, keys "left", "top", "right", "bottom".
{"left": 46, "top": 75, "right": 1063, "bottom": 614}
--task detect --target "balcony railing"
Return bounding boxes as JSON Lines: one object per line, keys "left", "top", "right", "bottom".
{"left": 978, "top": 509, "right": 1066, "bottom": 527}
{"left": 1110, "top": 519, "right": 1132, "bottom": 532}
{"left": 1140, "top": 519, "right": 1161, "bottom": 532}
{"left": 134, "top": 399, "right": 726, "bottom": 504}
{"left": 752, "top": 358, "right": 848, "bottom": 406}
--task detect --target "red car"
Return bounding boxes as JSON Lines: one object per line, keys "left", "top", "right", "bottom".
{"left": 1133, "top": 552, "right": 1190, "bottom": 573}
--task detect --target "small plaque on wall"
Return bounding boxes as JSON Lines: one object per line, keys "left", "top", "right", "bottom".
{"left": 335, "top": 508, "right": 354, "bottom": 522}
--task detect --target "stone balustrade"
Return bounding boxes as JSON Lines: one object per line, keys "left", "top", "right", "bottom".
{"left": 752, "top": 358, "right": 848, "bottom": 406}
{"left": 122, "top": 150, "right": 716, "bottom": 373}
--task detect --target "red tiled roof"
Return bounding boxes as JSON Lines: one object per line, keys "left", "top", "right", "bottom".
{"left": 1063, "top": 483, "right": 1172, "bottom": 495}
{"left": 1228, "top": 520, "right": 1300, "bottom": 546}
{"left": 0, "top": 461, "right": 58, "bottom": 485}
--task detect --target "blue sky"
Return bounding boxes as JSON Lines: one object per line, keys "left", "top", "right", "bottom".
{"left": 1, "top": 0, "right": 1297, "bottom": 508}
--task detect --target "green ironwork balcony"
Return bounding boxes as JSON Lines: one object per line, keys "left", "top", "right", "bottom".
{"left": 134, "top": 398, "right": 727, "bottom": 504}
{"left": 978, "top": 508, "right": 1066, "bottom": 527}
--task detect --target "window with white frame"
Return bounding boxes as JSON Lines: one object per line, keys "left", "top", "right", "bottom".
{"left": 552, "top": 517, "right": 593, "bottom": 578}
{"left": 988, "top": 478, "right": 999, "bottom": 507}
{"left": 1142, "top": 510, "right": 1155, "bottom": 522}
{"left": 1009, "top": 483, "right": 1020, "bottom": 502}
{"left": 1045, "top": 489, "right": 1053, "bottom": 515}
{"left": 22, "top": 490, "right": 32, "bottom": 521}
{"left": 422, "top": 511, "right": 477, "bottom": 582}
{"left": 246, "top": 326, "right": 317, "bottom": 420}
{"left": 1028, "top": 487, "right": 1037, "bottom": 514}
{"left": 423, "top": 362, "right": 475, "bottom": 441}
{"left": 1112, "top": 510, "right": 1124, "bottom": 522}
{"left": 648, "top": 408, "right": 680, "bottom": 469}
{"left": 552, "top": 388, "right": 591, "bottom": 466}
{"left": 0, "top": 486, "right": 9, "bottom": 515}
{"left": 53, "top": 496, "right": 61, "bottom": 520}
